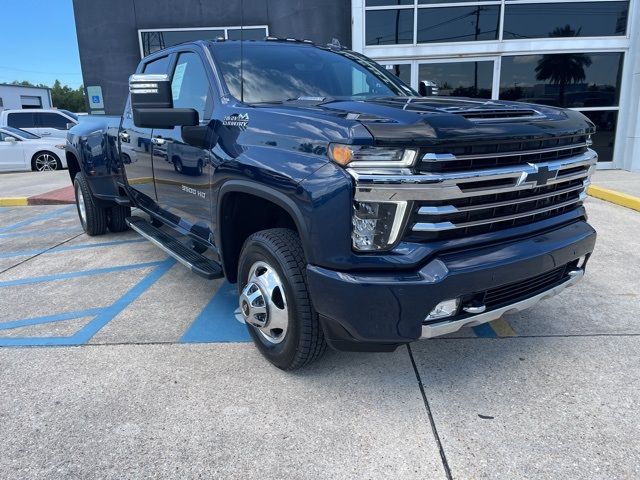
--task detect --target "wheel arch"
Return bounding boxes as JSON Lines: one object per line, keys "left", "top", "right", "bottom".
{"left": 65, "top": 149, "right": 81, "bottom": 181}
{"left": 217, "top": 181, "right": 311, "bottom": 283}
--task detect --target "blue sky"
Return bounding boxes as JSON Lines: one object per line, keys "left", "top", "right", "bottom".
{"left": 0, "top": 0, "right": 82, "bottom": 87}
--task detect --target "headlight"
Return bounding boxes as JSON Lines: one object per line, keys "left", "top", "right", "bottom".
{"left": 352, "top": 201, "right": 407, "bottom": 251}
{"left": 329, "top": 144, "right": 417, "bottom": 168}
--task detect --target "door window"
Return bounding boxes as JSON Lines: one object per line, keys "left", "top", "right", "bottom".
{"left": 171, "top": 52, "right": 212, "bottom": 120}
{"left": 7, "top": 112, "right": 35, "bottom": 129}
{"left": 143, "top": 55, "right": 171, "bottom": 74}
{"left": 35, "top": 112, "right": 71, "bottom": 130}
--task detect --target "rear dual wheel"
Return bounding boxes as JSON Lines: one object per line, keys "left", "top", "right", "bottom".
{"left": 74, "top": 173, "right": 130, "bottom": 236}
{"left": 238, "top": 228, "right": 327, "bottom": 370}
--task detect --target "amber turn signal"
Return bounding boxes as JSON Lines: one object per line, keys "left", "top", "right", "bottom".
{"left": 329, "top": 144, "right": 353, "bottom": 166}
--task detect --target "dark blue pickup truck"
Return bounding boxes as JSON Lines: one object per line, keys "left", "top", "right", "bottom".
{"left": 66, "top": 39, "right": 597, "bottom": 369}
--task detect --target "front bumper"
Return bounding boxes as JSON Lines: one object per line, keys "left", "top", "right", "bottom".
{"left": 306, "top": 220, "right": 596, "bottom": 351}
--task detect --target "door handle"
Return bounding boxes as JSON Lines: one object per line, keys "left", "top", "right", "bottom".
{"left": 119, "top": 131, "right": 130, "bottom": 142}
{"left": 151, "top": 137, "right": 166, "bottom": 146}
{"left": 40, "top": 132, "right": 51, "bottom": 136}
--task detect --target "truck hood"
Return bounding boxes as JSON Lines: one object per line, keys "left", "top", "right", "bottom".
{"left": 260, "top": 96, "right": 595, "bottom": 146}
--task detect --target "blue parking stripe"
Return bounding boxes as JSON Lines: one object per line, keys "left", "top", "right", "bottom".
{"left": 0, "top": 308, "right": 105, "bottom": 330}
{"left": 0, "top": 205, "right": 74, "bottom": 233}
{"left": 0, "top": 227, "right": 82, "bottom": 239}
{"left": 70, "top": 258, "right": 176, "bottom": 343}
{"left": 472, "top": 323, "right": 498, "bottom": 338}
{"left": 0, "top": 238, "right": 147, "bottom": 259}
{"left": 0, "top": 260, "right": 164, "bottom": 288}
{"left": 181, "top": 281, "right": 251, "bottom": 343}
{"left": 0, "top": 258, "right": 176, "bottom": 347}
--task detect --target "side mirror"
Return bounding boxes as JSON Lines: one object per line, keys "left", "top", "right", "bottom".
{"left": 419, "top": 80, "right": 439, "bottom": 97}
{"left": 66, "top": 122, "right": 76, "bottom": 130}
{"left": 4, "top": 136, "right": 17, "bottom": 143}
{"left": 129, "top": 73, "right": 199, "bottom": 129}
{"left": 181, "top": 124, "right": 218, "bottom": 150}
{"left": 130, "top": 73, "right": 173, "bottom": 109}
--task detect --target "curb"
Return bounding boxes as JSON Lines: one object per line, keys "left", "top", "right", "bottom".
{"left": 587, "top": 185, "right": 640, "bottom": 212}
{"left": 0, "top": 197, "right": 29, "bottom": 207}
{"left": 0, "top": 185, "right": 75, "bottom": 207}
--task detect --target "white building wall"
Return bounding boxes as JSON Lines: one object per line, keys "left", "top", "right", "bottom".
{"left": 0, "top": 85, "right": 52, "bottom": 111}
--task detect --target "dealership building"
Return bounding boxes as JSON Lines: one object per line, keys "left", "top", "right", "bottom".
{"left": 72, "top": 0, "right": 639, "bottom": 170}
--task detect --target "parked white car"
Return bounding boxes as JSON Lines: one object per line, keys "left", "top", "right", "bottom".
{"left": 0, "top": 126, "right": 67, "bottom": 172}
{"left": 0, "top": 109, "right": 78, "bottom": 139}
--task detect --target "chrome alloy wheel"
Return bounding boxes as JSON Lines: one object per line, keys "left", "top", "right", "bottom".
{"left": 34, "top": 153, "right": 58, "bottom": 171}
{"left": 239, "top": 261, "right": 289, "bottom": 344}
{"left": 76, "top": 185, "right": 87, "bottom": 224}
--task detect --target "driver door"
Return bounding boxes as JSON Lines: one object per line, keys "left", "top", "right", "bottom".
{"left": 151, "top": 50, "right": 214, "bottom": 242}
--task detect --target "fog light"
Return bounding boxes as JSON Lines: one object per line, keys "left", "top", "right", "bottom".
{"left": 425, "top": 298, "right": 459, "bottom": 321}
{"left": 576, "top": 255, "right": 587, "bottom": 269}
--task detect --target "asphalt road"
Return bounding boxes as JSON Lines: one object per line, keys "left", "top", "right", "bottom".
{"left": 0, "top": 198, "right": 638, "bottom": 479}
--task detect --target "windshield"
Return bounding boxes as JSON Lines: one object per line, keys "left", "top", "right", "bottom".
{"left": 60, "top": 109, "right": 79, "bottom": 121}
{"left": 2, "top": 126, "right": 39, "bottom": 139}
{"left": 212, "top": 43, "right": 414, "bottom": 104}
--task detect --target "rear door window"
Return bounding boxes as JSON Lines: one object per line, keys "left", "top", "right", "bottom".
{"left": 7, "top": 112, "right": 35, "bottom": 129}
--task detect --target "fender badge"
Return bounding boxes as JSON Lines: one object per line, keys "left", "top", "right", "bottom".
{"left": 223, "top": 113, "right": 249, "bottom": 128}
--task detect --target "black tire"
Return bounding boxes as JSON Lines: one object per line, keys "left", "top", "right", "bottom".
{"left": 174, "top": 158, "right": 183, "bottom": 173}
{"left": 107, "top": 205, "right": 131, "bottom": 232}
{"left": 31, "top": 151, "right": 62, "bottom": 171}
{"left": 238, "top": 228, "right": 327, "bottom": 370}
{"left": 74, "top": 173, "right": 107, "bottom": 236}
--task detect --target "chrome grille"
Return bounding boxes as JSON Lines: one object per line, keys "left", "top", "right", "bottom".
{"left": 348, "top": 146, "right": 597, "bottom": 244}
{"left": 409, "top": 177, "right": 588, "bottom": 241}
{"left": 418, "top": 135, "right": 589, "bottom": 173}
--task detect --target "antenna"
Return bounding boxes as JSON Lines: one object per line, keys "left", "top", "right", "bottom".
{"left": 240, "top": 0, "right": 244, "bottom": 103}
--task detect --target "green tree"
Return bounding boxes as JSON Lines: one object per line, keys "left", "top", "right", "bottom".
{"left": 535, "top": 26, "right": 592, "bottom": 106}
{"left": 50, "top": 80, "right": 86, "bottom": 112}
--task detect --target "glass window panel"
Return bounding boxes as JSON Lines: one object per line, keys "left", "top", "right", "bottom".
{"left": 503, "top": 2, "right": 629, "bottom": 39}
{"left": 499, "top": 52, "right": 623, "bottom": 108}
{"left": 227, "top": 28, "right": 267, "bottom": 40}
{"left": 366, "top": 9, "right": 414, "bottom": 45}
{"left": 143, "top": 55, "right": 171, "bottom": 74}
{"left": 581, "top": 110, "right": 617, "bottom": 163}
{"left": 419, "top": 61, "right": 493, "bottom": 98}
{"left": 171, "top": 52, "right": 211, "bottom": 120}
{"left": 141, "top": 29, "right": 225, "bottom": 56}
{"left": 383, "top": 64, "right": 412, "bottom": 86}
{"left": 367, "top": 0, "right": 413, "bottom": 5}
{"left": 417, "top": 6, "right": 500, "bottom": 43}
{"left": 7, "top": 112, "right": 35, "bottom": 129}
{"left": 37, "top": 113, "right": 70, "bottom": 130}
{"left": 420, "top": 0, "right": 491, "bottom": 3}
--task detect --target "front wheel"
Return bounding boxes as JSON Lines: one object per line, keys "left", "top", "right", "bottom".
{"left": 238, "top": 228, "right": 327, "bottom": 370}
{"left": 74, "top": 173, "right": 107, "bottom": 236}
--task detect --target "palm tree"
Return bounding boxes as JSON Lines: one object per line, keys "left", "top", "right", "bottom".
{"left": 535, "top": 26, "right": 592, "bottom": 106}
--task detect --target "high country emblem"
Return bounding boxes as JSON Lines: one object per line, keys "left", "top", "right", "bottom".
{"left": 223, "top": 113, "right": 249, "bottom": 128}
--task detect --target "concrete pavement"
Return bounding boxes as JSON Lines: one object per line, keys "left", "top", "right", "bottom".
{"left": 0, "top": 198, "right": 639, "bottom": 479}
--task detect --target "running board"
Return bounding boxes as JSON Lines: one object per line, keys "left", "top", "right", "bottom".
{"left": 126, "top": 216, "right": 223, "bottom": 279}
